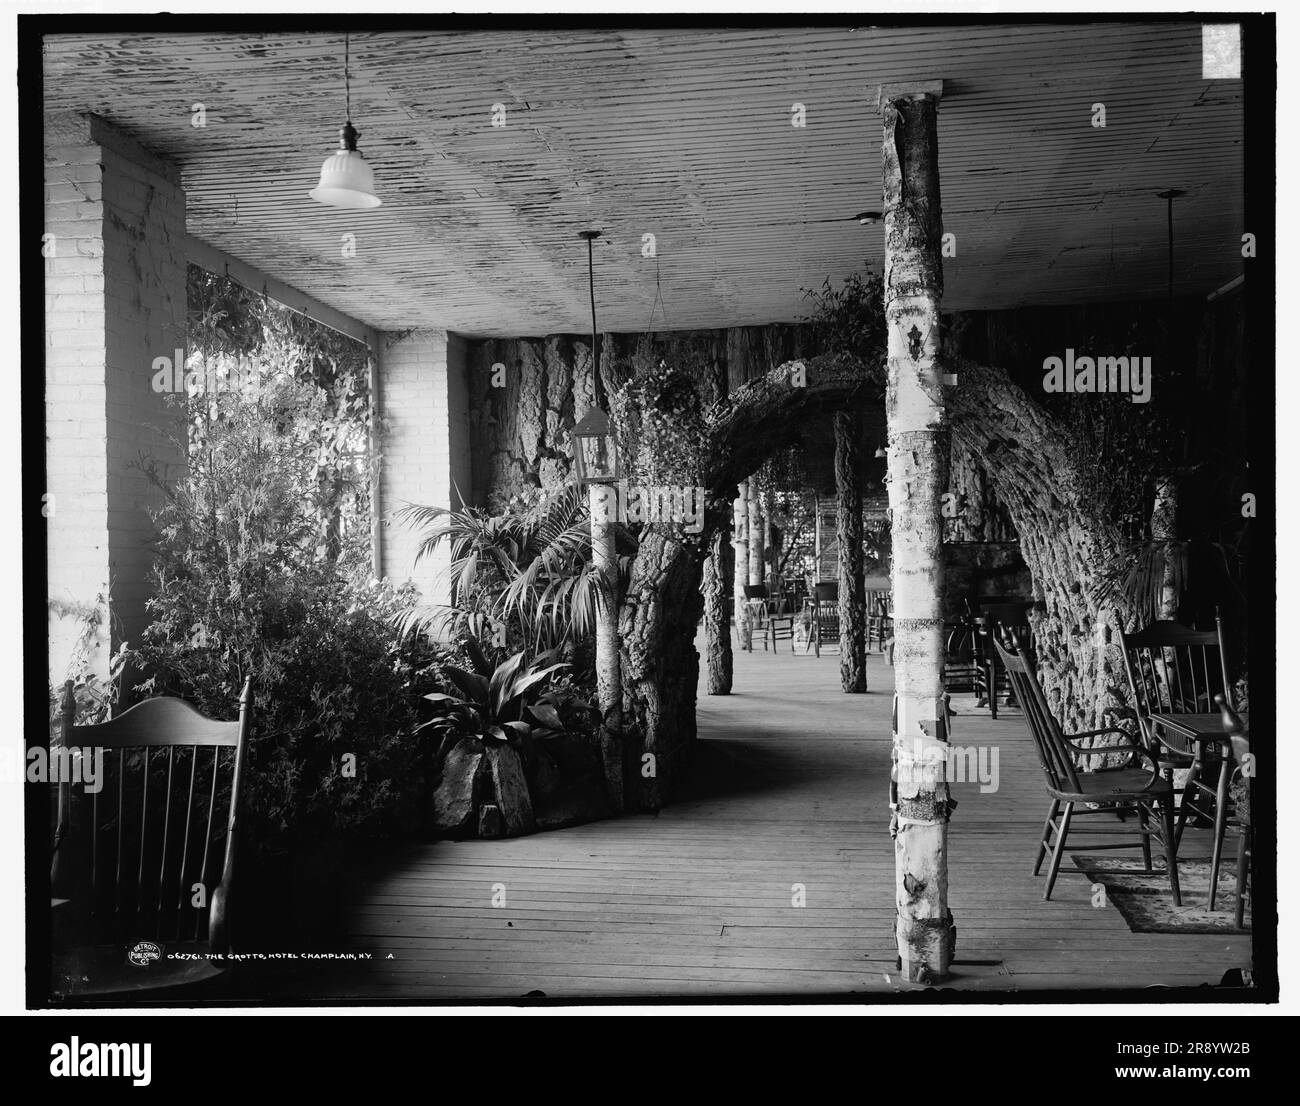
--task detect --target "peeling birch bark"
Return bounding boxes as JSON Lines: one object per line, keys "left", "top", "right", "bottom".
{"left": 1151, "top": 477, "right": 1179, "bottom": 620}
{"left": 590, "top": 483, "right": 625, "bottom": 811}
{"left": 747, "top": 480, "right": 765, "bottom": 587}
{"left": 733, "top": 483, "right": 750, "bottom": 649}
{"left": 882, "top": 89, "right": 955, "bottom": 983}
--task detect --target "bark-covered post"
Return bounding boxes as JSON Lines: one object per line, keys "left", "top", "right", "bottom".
{"left": 705, "top": 528, "right": 734, "bottom": 693}
{"left": 704, "top": 357, "right": 734, "bottom": 692}
{"left": 734, "top": 481, "right": 750, "bottom": 650}
{"left": 880, "top": 83, "right": 955, "bottom": 983}
{"left": 835, "top": 409, "right": 867, "bottom": 692}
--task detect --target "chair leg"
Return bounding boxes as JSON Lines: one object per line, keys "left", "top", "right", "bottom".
{"left": 1157, "top": 795, "right": 1182, "bottom": 907}
{"left": 988, "top": 656, "right": 999, "bottom": 721}
{"left": 1208, "top": 756, "right": 1232, "bottom": 911}
{"left": 1234, "top": 828, "right": 1249, "bottom": 929}
{"left": 1043, "top": 803, "right": 1074, "bottom": 900}
{"left": 1173, "top": 749, "right": 1204, "bottom": 854}
{"left": 1136, "top": 804, "right": 1153, "bottom": 872}
{"left": 1033, "top": 799, "right": 1060, "bottom": 876}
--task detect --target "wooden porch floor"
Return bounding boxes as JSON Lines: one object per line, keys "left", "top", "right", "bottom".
{"left": 272, "top": 637, "right": 1252, "bottom": 1001}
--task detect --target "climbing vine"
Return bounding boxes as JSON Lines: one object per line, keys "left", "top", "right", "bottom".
{"left": 186, "top": 264, "right": 377, "bottom": 563}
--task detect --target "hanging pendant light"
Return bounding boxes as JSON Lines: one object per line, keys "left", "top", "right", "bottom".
{"left": 310, "top": 33, "right": 382, "bottom": 209}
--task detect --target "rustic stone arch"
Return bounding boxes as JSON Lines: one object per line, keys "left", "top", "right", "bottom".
{"left": 945, "top": 357, "right": 1139, "bottom": 734}
{"left": 617, "top": 353, "right": 880, "bottom": 808}
{"left": 616, "top": 350, "right": 1138, "bottom": 810}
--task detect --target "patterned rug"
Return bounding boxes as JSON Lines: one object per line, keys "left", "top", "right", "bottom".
{"left": 1070, "top": 856, "right": 1251, "bottom": 935}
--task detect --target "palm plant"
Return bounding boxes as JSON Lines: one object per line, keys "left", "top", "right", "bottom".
{"left": 1094, "top": 538, "right": 1190, "bottom": 628}
{"left": 395, "top": 484, "right": 631, "bottom": 653}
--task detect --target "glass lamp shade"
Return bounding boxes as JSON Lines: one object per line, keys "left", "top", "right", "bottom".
{"left": 310, "top": 149, "right": 381, "bottom": 209}
{"left": 571, "top": 408, "right": 619, "bottom": 484}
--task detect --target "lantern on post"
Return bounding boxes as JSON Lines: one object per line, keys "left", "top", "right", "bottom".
{"left": 571, "top": 407, "right": 619, "bottom": 486}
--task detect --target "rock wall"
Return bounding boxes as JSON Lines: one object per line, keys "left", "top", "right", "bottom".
{"left": 467, "top": 325, "right": 813, "bottom": 508}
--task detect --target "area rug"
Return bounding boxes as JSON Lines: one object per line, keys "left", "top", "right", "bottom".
{"left": 1069, "top": 856, "right": 1250, "bottom": 935}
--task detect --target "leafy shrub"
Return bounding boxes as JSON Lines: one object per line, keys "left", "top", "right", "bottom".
{"left": 129, "top": 384, "right": 447, "bottom": 857}
{"left": 800, "top": 267, "right": 888, "bottom": 368}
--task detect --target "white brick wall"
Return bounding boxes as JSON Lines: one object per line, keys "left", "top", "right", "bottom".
{"left": 379, "top": 329, "right": 473, "bottom": 609}
{"left": 44, "top": 118, "right": 187, "bottom": 683}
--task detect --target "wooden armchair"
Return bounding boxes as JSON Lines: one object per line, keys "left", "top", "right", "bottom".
{"left": 50, "top": 678, "right": 253, "bottom": 1000}
{"left": 1118, "top": 614, "right": 1236, "bottom": 896}
{"left": 993, "top": 633, "right": 1181, "bottom": 904}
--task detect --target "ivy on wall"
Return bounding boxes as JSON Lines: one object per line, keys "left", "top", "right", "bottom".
{"left": 185, "top": 264, "right": 377, "bottom": 563}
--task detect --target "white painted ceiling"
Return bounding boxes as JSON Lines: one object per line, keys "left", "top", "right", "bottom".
{"left": 43, "top": 23, "right": 1246, "bottom": 337}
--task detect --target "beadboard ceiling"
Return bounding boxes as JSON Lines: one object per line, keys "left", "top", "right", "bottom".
{"left": 42, "top": 23, "right": 1246, "bottom": 338}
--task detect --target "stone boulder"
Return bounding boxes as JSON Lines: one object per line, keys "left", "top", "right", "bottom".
{"left": 485, "top": 741, "right": 537, "bottom": 837}
{"left": 431, "top": 738, "right": 486, "bottom": 837}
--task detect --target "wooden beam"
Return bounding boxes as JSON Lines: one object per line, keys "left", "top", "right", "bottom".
{"left": 185, "top": 234, "right": 377, "bottom": 348}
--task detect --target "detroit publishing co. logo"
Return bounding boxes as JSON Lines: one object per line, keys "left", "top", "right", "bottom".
{"left": 126, "top": 941, "right": 162, "bottom": 968}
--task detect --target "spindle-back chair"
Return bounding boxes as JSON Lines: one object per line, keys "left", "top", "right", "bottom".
{"left": 974, "top": 600, "right": 1034, "bottom": 719}
{"left": 867, "top": 589, "right": 892, "bottom": 654}
{"left": 806, "top": 581, "right": 840, "bottom": 657}
{"left": 993, "top": 633, "right": 1181, "bottom": 904}
{"left": 1118, "top": 615, "right": 1232, "bottom": 761}
{"left": 50, "top": 678, "right": 253, "bottom": 999}
{"left": 1118, "top": 615, "right": 1234, "bottom": 861}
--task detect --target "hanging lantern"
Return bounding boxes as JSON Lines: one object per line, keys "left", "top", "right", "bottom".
{"left": 571, "top": 408, "right": 619, "bottom": 485}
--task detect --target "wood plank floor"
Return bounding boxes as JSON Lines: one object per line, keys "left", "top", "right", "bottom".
{"left": 267, "top": 636, "right": 1253, "bottom": 1001}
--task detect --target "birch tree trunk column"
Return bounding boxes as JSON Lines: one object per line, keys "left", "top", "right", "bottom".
{"left": 747, "top": 481, "right": 765, "bottom": 588}
{"left": 734, "top": 482, "right": 750, "bottom": 650}
{"left": 835, "top": 409, "right": 867, "bottom": 692}
{"left": 1151, "top": 476, "right": 1180, "bottom": 620}
{"left": 590, "top": 483, "right": 625, "bottom": 811}
{"left": 881, "top": 87, "right": 955, "bottom": 983}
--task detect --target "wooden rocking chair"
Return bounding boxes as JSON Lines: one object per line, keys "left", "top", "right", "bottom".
{"left": 993, "top": 633, "right": 1181, "bottom": 904}
{"left": 50, "top": 678, "right": 254, "bottom": 1001}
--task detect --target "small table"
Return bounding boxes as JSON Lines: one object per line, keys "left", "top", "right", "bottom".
{"left": 1149, "top": 710, "right": 1248, "bottom": 907}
